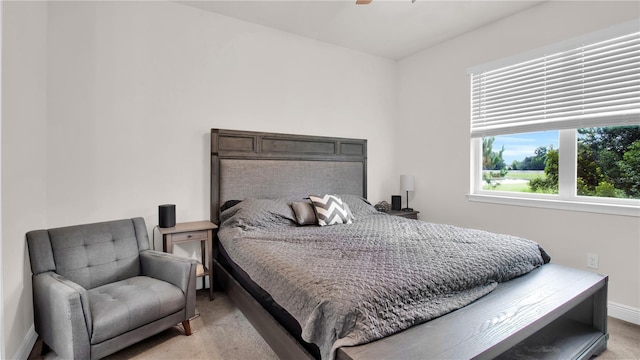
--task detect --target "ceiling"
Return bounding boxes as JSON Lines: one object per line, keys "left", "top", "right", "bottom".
{"left": 178, "top": 0, "right": 545, "bottom": 60}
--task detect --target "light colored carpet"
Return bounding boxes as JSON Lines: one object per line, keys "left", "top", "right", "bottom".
{"left": 102, "top": 291, "right": 278, "bottom": 360}
{"left": 598, "top": 317, "right": 640, "bottom": 360}
{"left": 33, "top": 290, "right": 639, "bottom": 359}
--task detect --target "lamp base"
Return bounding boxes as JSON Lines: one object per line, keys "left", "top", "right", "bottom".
{"left": 401, "top": 208, "right": 414, "bottom": 212}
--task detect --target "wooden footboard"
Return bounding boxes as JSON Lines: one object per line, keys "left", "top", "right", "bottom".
{"left": 217, "top": 260, "right": 607, "bottom": 360}
{"left": 339, "top": 264, "right": 608, "bottom": 360}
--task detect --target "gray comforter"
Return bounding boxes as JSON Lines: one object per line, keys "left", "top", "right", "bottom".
{"left": 218, "top": 195, "right": 548, "bottom": 360}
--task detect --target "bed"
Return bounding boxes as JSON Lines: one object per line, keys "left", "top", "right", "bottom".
{"left": 210, "top": 128, "right": 609, "bottom": 360}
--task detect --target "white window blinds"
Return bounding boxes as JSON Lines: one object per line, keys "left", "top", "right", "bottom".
{"left": 470, "top": 28, "right": 640, "bottom": 138}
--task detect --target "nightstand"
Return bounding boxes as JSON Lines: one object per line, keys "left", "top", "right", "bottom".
{"left": 387, "top": 209, "right": 420, "bottom": 220}
{"left": 159, "top": 221, "right": 217, "bottom": 300}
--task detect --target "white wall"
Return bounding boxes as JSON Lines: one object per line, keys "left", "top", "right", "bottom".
{"left": 2, "top": 1, "right": 396, "bottom": 358}
{"left": 397, "top": 1, "right": 640, "bottom": 316}
{"left": 0, "top": 2, "right": 3, "bottom": 357}
{"left": 45, "top": 1, "right": 396, "bottom": 231}
{"left": 1, "top": 1, "right": 48, "bottom": 358}
{"left": 44, "top": 0, "right": 397, "bottom": 258}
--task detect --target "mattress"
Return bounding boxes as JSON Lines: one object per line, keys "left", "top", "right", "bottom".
{"left": 217, "top": 194, "right": 549, "bottom": 359}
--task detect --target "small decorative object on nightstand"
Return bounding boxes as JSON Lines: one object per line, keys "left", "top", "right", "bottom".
{"left": 374, "top": 200, "right": 391, "bottom": 212}
{"left": 159, "top": 221, "right": 217, "bottom": 300}
{"left": 387, "top": 209, "right": 420, "bottom": 220}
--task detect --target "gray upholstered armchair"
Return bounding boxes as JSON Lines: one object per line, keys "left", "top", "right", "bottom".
{"left": 26, "top": 217, "right": 197, "bottom": 360}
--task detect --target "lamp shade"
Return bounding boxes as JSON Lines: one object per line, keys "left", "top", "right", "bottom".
{"left": 400, "top": 175, "right": 415, "bottom": 192}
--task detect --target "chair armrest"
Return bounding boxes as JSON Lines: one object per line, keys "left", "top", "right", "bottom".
{"left": 139, "top": 250, "right": 197, "bottom": 292}
{"left": 32, "top": 272, "right": 91, "bottom": 360}
{"left": 140, "top": 250, "right": 197, "bottom": 318}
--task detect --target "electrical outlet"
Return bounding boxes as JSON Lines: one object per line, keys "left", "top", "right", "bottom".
{"left": 587, "top": 253, "right": 599, "bottom": 269}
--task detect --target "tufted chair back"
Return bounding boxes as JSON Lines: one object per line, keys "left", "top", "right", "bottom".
{"left": 28, "top": 218, "right": 150, "bottom": 290}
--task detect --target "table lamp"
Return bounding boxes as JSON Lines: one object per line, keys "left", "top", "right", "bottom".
{"left": 400, "top": 175, "right": 415, "bottom": 212}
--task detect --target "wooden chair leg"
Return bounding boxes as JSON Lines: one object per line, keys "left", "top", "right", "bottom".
{"left": 182, "top": 320, "right": 192, "bottom": 336}
{"left": 41, "top": 341, "right": 51, "bottom": 356}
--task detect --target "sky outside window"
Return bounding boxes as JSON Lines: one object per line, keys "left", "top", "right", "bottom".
{"left": 490, "top": 131, "right": 559, "bottom": 165}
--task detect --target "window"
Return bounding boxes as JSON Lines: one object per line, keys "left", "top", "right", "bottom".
{"left": 577, "top": 126, "right": 640, "bottom": 199}
{"left": 468, "top": 21, "right": 640, "bottom": 216}
{"left": 481, "top": 130, "right": 559, "bottom": 194}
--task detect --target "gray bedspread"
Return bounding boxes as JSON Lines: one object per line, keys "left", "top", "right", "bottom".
{"left": 218, "top": 195, "right": 548, "bottom": 360}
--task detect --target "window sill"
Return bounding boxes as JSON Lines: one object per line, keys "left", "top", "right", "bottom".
{"left": 467, "top": 193, "right": 640, "bottom": 217}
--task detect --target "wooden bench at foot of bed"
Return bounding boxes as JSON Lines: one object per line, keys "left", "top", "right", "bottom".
{"left": 338, "top": 263, "right": 608, "bottom": 360}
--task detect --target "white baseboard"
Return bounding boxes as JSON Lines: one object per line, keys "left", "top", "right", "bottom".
{"left": 609, "top": 301, "right": 640, "bottom": 325}
{"left": 15, "top": 325, "right": 37, "bottom": 360}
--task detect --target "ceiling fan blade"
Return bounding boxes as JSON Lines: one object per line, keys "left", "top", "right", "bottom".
{"left": 356, "top": 0, "right": 372, "bottom": 4}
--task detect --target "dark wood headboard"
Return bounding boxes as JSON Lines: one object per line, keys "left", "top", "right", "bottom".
{"left": 210, "top": 129, "right": 367, "bottom": 224}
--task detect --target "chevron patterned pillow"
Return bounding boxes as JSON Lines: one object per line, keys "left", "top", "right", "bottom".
{"left": 309, "top": 195, "right": 355, "bottom": 226}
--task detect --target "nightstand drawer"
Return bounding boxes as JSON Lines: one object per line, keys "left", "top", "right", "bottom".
{"left": 171, "top": 230, "right": 208, "bottom": 242}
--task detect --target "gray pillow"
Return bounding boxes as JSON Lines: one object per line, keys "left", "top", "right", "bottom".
{"left": 219, "top": 198, "right": 296, "bottom": 228}
{"left": 291, "top": 201, "right": 317, "bottom": 226}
